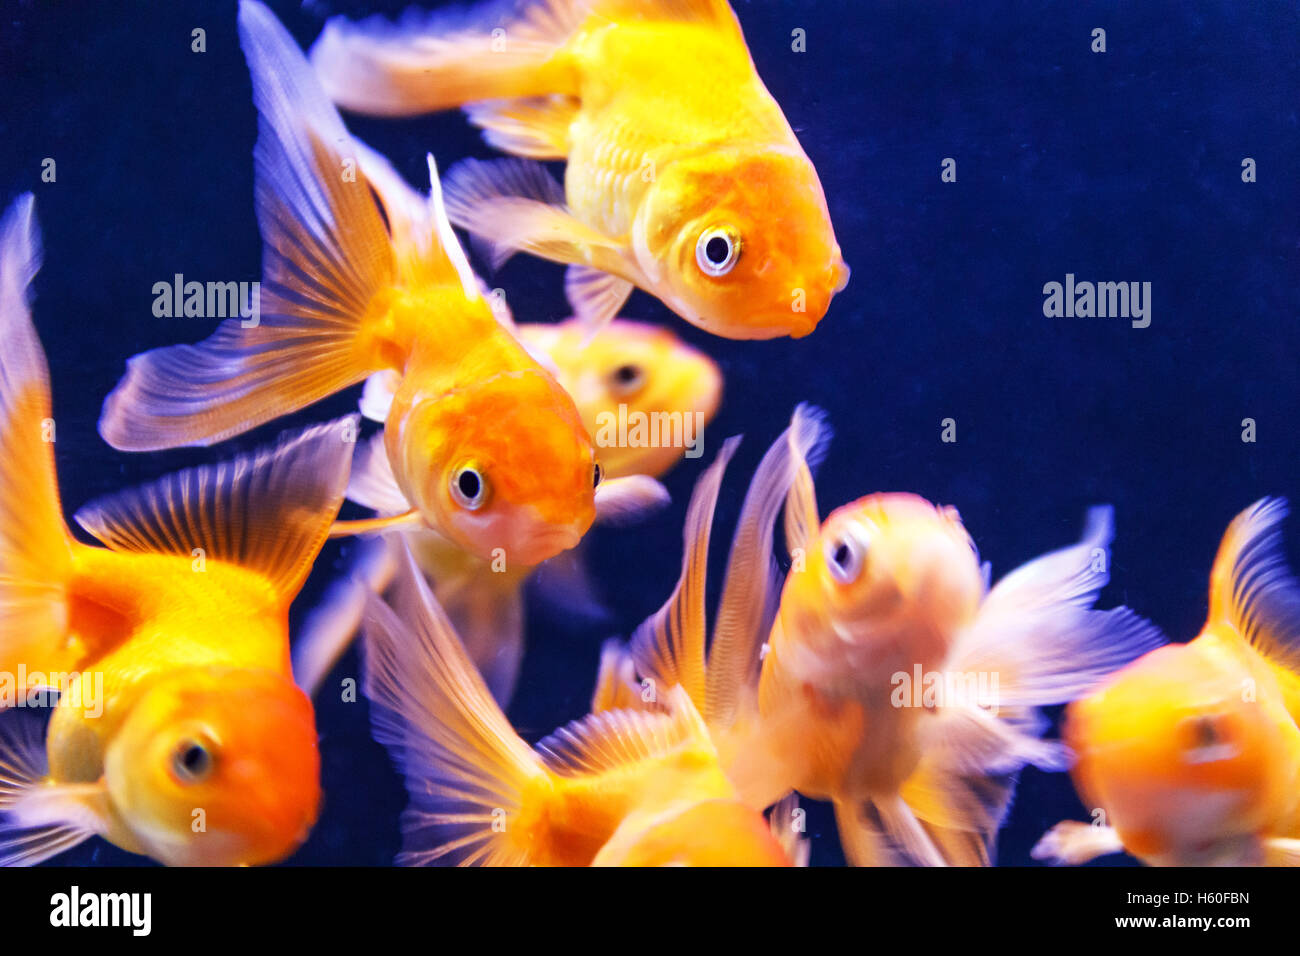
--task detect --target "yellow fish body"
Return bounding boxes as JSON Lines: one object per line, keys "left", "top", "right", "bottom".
{"left": 0, "top": 194, "right": 349, "bottom": 866}
{"left": 1034, "top": 499, "right": 1300, "bottom": 866}
{"left": 311, "top": 0, "right": 849, "bottom": 339}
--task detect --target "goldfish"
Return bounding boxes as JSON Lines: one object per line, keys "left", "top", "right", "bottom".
{"left": 309, "top": 0, "right": 850, "bottom": 340}
{"left": 1033, "top": 499, "right": 1300, "bottom": 867}
{"left": 516, "top": 318, "right": 723, "bottom": 480}
{"left": 99, "top": 1, "right": 656, "bottom": 571}
{"left": 290, "top": 148, "right": 721, "bottom": 703}
{"left": 360, "top": 541, "right": 794, "bottom": 866}
{"left": 0, "top": 193, "right": 350, "bottom": 866}
{"left": 595, "top": 406, "right": 1162, "bottom": 865}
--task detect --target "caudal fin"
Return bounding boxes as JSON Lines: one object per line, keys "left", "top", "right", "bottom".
{"left": 362, "top": 542, "right": 547, "bottom": 865}
{"left": 309, "top": 0, "right": 583, "bottom": 117}
{"left": 0, "top": 195, "right": 76, "bottom": 677}
{"left": 99, "top": 1, "right": 397, "bottom": 451}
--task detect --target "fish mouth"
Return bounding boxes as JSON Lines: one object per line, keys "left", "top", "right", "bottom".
{"left": 831, "top": 257, "right": 851, "bottom": 294}
{"left": 517, "top": 525, "right": 583, "bottom": 564}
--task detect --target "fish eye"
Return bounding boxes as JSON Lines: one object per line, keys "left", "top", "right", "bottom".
{"left": 609, "top": 362, "right": 645, "bottom": 396}
{"left": 824, "top": 532, "right": 865, "bottom": 584}
{"left": 171, "top": 737, "right": 216, "bottom": 784}
{"left": 1180, "top": 714, "right": 1240, "bottom": 765}
{"left": 450, "top": 464, "right": 490, "bottom": 511}
{"left": 593, "top": 462, "right": 603, "bottom": 489}
{"left": 695, "top": 226, "right": 741, "bottom": 277}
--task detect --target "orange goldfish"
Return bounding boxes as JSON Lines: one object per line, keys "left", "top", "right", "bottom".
{"left": 751, "top": 462, "right": 1163, "bottom": 866}
{"left": 0, "top": 194, "right": 349, "bottom": 866}
{"left": 99, "top": 1, "right": 654, "bottom": 570}
{"left": 292, "top": 169, "right": 721, "bottom": 702}
{"left": 598, "top": 407, "right": 1162, "bottom": 865}
{"left": 360, "top": 542, "right": 793, "bottom": 866}
{"left": 1033, "top": 499, "right": 1300, "bottom": 867}
{"left": 517, "top": 318, "right": 723, "bottom": 480}
{"left": 310, "top": 0, "right": 850, "bottom": 339}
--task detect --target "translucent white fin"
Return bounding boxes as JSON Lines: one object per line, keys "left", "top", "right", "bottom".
{"left": 593, "top": 474, "right": 670, "bottom": 526}
{"left": 99, "top": 1, "right": 395, "bottom": 451}
{"left": 630, "top": 436, "right": 741, "bottom": 710}
{"left": 465, "top": 95, "right": 578, "bottom": 159}
{"left": 565, "top": 264, "right": 634, "bottom": 339}
{"left": 948, "top": 507, "right": 1164, "bottom": 707}
{"left": 310, "top": 0, "right": 584, "bottom": 117}
{"left": 708, "top": 404, "right": 830, "bottom": 727}
{"left": 0, "top": 712, "right": 106, "bottom": 866}
{"left": 442, "top": 157, "right": 633, "bottom": 277}
{"left": 362, "top": 542, "right": 545, "bottom": 865}
{"left": 292, "top": 535, "right": 398, "bottom": 698}
{"left": 1031, "top": 820, "right": 1125, "bottom": 865}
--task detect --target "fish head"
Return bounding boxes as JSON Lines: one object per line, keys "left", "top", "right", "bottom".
{"left": 635, "top": 145, "right": 848, "bottom": 340}
{"left": 776, "top": 493, "right": 983, "bottom": 683}
{"left": 1065, "top": 642, "right": 1292, "bottom": 861}
{"left": 521, "top": 318, "right": 723, "bottom": 478}
{"left": 104, "top": 668, "right": 320, "bottom": 866}
{"left": 402, "top": 369, "right": 598, "bottom": 566}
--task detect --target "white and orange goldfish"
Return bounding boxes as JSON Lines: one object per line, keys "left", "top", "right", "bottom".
{"left": 0, "top": 194, "right": 349, "bottom": 866}
{"left": 1034, "top": 499, "right": 1300, "bottom": 866}
{"left": 597, "top": 407, "right": 1162, "bottom": 865}
{"left": 294, "top": 305, "right": 720, "bottom": 703}
{"left": 360, "top": 542, "right": 795, "bottom": 866}
{"left": 310, "top": 0, "right": 849, "bottom": 339}
{"left": 100, "top": 1, "right": 656, "bottom": 571}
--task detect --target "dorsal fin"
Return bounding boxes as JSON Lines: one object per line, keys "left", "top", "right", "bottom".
{"left": 75, "top": 417, "right": 357, "bottom": 599}
{"left": 350, "top": 139, "right": 483, "bottom": 301}
{"left": 1208, "top": 497, "right": 1300, "bottom": 674}
{"left": 629, "top": 436, "right": 741, "bottom": 710}
{"left": 536, "top": 685, "right": 711, "bottom": 777}
{"left": 708, "top": 404, "right": 830, "bottom": 726}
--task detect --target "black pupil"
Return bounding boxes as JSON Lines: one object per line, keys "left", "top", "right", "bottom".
{"left": 181, "top": 744, "right": 208, "bottom": 775}
{"left": 1195, "top": 718, "right": 1219, "bottom": 748}
{"left": 832, "top": 542, "right": 852, "bottom": 568}
{"left": 705, "top": 235, "right": 731, "bottom": 265}
{"left": 614, "top": 364, "right": 640, "bottom": 385}
{"left": 458, "top": 470, "right": 481, "bottom": 499}
{"left": 593, "top": 464, "right": 602, "bottom": 488}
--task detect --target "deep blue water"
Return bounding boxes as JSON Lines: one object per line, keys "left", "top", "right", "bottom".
{"left": 1, "top": 0, "right": 1297, "bottom": 866}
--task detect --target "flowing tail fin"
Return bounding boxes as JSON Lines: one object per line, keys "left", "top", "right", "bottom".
{"left": 99, "top": 0, "right": 398, "bottom": 451}
{"left": 361, "top": 542, "right": 548, "bottom": 865}
{"left": 0, "top": 194, "right": 76, "bottom": 677}
{"left": 309, "top": 0, "right": 584, "bottom": 117}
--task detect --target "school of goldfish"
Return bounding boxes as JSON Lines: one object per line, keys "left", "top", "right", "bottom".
{"left": 0, "top": 0, "right": 1295, "bottom": 868}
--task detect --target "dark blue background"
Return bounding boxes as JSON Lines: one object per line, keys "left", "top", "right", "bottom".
{"left": 2, "top": 0, "right": 1297, "bottom": 865}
